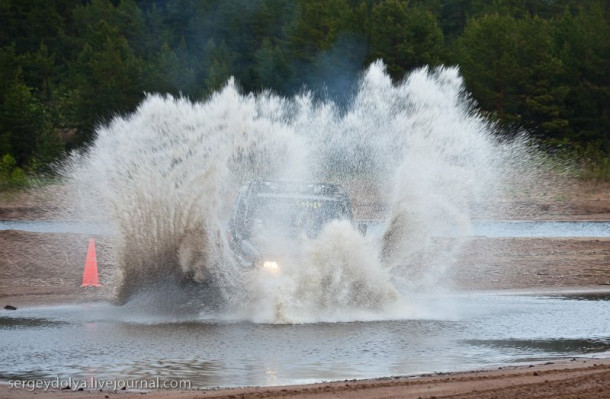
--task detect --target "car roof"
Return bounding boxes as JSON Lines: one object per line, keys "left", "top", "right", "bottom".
{"left": 246, "top": 180, "right": 348, "bottom": 199}
{"left": 254, "top": 192, "right": 342, "bottom": 201}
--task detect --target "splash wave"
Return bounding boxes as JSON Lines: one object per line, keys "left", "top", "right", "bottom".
{"left": 64, "top": 61, "right": 531, "bottom": 323}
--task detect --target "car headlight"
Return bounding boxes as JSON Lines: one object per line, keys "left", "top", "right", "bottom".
{"left": 262, "top": 260, "right": 280, "bottom": 273}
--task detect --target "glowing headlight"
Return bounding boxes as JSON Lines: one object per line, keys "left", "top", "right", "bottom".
{"left": 262, "top": 260, "right": 280, "bottom": 273}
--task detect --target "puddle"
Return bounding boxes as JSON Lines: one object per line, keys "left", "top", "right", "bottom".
{"left": 2, "top": 220, "right": 609, "bottom": 238}
{"left": 1, "top": 292, "right": 609, "bottom": 388}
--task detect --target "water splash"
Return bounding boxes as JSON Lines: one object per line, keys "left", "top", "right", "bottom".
{"left": 63, "top": 61, "right": 532, "bottom": 323}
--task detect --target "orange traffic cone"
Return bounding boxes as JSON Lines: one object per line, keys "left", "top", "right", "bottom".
{"left": 81, "top": 238, "right": 100, "bottom": 287}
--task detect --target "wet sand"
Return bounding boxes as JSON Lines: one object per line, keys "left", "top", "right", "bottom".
{"left": 2, "top": 232, "right": 609, "bottom": 307}
{"left": 1, "top": 358, "right": 610, "bottom": 398}
{"left": 1, "top": 180, "right": 610, "bottom": 397}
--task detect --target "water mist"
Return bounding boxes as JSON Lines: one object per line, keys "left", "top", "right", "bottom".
{"left": 63, "top": 61, "right": 532, "bottom": 323}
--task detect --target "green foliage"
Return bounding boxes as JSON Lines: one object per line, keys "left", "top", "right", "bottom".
{"left": 0, "top": 0, "right": 608, "bottom": 179}
{"left": 455, "top": 13, "right": 568, "bottom": 137}
{"left": 578, "top": 152, "right": 610, "bottom": 181}
{"left": 0, "top": 154, "right": 27, "bottom": 188}
{"left": 369, "top": 0, "right": 444, "bottom": 79}
{"left": 69, "top": 16, "right": 147, "bottom": 140}
{"left": 554, "top": 3, "right": 610, "bottom": 148}
{"left": 290, "top": 0, "right": 350, "bottom": 60}
{"left": 254, "top": 38, "right": 290, "bottom": 90}
{"left": 0, "top": 66, "right": 45, "bottom": 165}
{"left": 552, "top": 141, "right": 610, "bottom": 181}
{"left": 0, "top": 153, "right": 16, "bottom": 176}
{"left": 203, "top": 40, "right": 234, "bottom": 94}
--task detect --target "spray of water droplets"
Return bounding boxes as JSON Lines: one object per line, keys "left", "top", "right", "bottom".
{"left": 63, "top": 61, "right": 535, "bottom": 323}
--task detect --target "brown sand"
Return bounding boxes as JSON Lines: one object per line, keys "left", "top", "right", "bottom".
{"left": 2, "top": 359, "right": 610, "bottom": 398}
{"left": 2, "top": 232, "right": 610, "bottom": 307}
{"left": 1, "top": 180, "right": 610, "bottom": 397}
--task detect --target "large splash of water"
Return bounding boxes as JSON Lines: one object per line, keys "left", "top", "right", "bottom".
{"left": 64, "top": 61, "right": 531, "bottom": 323}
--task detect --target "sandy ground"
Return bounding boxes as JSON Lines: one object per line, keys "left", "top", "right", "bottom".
{"left": 1, "top": 180, "right": 610, "bottom": 397}
{"left": 1, "top": 358, "right": 610, "bottom": 399}
{"left": 3, "top": 233, "right": 609, "bottom": 307}
{"left": 348, "top": 178, "right": 610, "bottom": 221}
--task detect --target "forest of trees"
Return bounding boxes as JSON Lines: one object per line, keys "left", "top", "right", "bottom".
{"left": 0, "top": 0, "right": 608, "bottom": 182}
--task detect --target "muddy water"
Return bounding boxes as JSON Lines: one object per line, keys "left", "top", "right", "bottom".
{"left": 1, "top": 292, "right": 609, "bottom": 388}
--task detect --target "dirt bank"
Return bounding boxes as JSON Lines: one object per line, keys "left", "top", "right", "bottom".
{"left": 450, "top": 237, "right": 610, "bottom": 291}
{"left": 0, "top": 185, "right": 69, "bottom": 220}
{"left": 477, "top": 179, "right": 610, "bottom": 221}
{"left": 2, "top": 179, "right": 610, "bottom": 221}
{"left": 349, "top": 179, "right": 610, "bottom": 221}
{"left": 0, "top": 231, "right": 115, "bottom": 306}
{"left": 2, "top": 232, "right": 610, "bottom": 307}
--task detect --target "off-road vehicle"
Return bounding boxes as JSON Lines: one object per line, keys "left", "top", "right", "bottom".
{"left": 228, "top": 180, "right": 366, "bottom": 271}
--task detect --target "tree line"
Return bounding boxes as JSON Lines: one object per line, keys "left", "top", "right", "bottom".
{"left": 0, "top": 0, "right": 608, "bottom": 179}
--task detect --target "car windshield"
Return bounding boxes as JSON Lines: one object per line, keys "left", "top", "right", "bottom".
{"left": 247, "top": 196, "right": 348, "bottom": 239}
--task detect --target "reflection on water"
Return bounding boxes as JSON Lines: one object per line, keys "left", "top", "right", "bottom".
{"left": 473, "top": 221, "right": 610, "bottom": 238}
{"left": 364, "top": 221, "right": 610, "bottom": 238}
{"left": 0, "top": 317, "right": 68, "bottom": 329}
{"left": 1, "top": 220, "right": 609, "bottom": 238}
{"left": 1, "top": 292, "right": 609, "bottom": 388}
{"left": 0, "top": 220, "right": 112, "bottom": 234}
{"left": 554, "top": 293, "right": 610, "bottom": 301}
{"left": 464, "top": 338, "right": 610, "bottom": 356}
